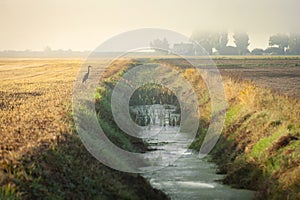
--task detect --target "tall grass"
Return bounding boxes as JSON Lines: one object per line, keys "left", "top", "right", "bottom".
{"left": 164, "top": 58, "right": 300, "bottom": 199}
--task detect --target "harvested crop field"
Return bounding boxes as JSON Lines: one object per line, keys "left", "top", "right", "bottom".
{"left": 214, "top": 57, "right": 300, "bottom": 98}
{"left": 162, "top": 57, "right": 300, "bottom": 98}
{"left": 0, "top": 59, "right": 169, "bottom": 199}
{"left": 0, "top": 59, "right": 81, "bottom": 164}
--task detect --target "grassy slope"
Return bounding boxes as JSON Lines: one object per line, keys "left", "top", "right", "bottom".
{"left": 183, "top": 68, "right": 300, "bottom": 199}
{"left": 0, "top": 59, "right": 168, "bottom": 199}
{"left": 158, "top": 58, "right": 300, "bottom": 199}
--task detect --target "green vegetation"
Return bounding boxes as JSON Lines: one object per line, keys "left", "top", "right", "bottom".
{"left": 95, "top": 86, "right": 146, "bottom": 152}
{"left": 161, "top": 58, "right": 300, "bottom": 199}
{"left": 129, "top": 83, "right": 179, "bottom": 107}
{"left": 199, "top": 81, "right": 299, "bottom": 199}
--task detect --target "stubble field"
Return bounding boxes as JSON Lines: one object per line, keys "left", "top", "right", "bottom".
{"left": 0, "top": 59, "right": 81, "bottom": 167}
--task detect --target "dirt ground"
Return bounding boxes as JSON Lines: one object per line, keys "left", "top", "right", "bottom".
{"left": 159, "top": 57, "right": 300, "bottom": 98}
{"left": 214, "top": 58, "right": 300, "bottom": 98}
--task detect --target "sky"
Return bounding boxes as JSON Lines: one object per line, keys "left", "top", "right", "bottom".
{"left": 1, "top": 0, "right": 300, "bottom": 51}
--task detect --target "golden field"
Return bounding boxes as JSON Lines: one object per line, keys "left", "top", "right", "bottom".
{"left": 0, "top": 59, "right": 82, "bottom": 167}
{"left": 0, "top": 59, "right": 168, "bottom": 199}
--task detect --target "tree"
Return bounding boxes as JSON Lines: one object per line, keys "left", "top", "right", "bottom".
{"left": 190, "top": 31, "right": 214, "bottom": 55}
{"left": 269, "top": 34, "right": 289, "bottom": 54}
{"left": 172, "top": 43, "right": 194, "bottom": 55}
{"left": 215, "top": 32, "right": 232, "bottom": 55}
{"left": 264, "top": 47, "right": 283, "bottom": 55}
{"left": 288, "top": 33, "right": 300, "bottom": 55}
{"left": 150, "top": 38, "right": 169, "bottom": 53}
{"left": 215, "top": 32, "right": 228, "bottom": 52}
{"left": 190, "top": 31, "right": 229, "bottom": 55}
{"left": 251, "top": 48, "right": 264, "bottom": 55}
{"left": 233, "top": 32, "right": 250, "bottom": 55}
{"left": 219, "top": 46, "right": 238, "bottom": 55}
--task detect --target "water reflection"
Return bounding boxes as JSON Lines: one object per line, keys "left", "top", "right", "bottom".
{"left": 132, "top": 104, "right": 255, "bottom": 199}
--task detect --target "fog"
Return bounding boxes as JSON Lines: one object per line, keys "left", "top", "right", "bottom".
{"left": 0, "top": 0, "right": 299, "bottom": 51}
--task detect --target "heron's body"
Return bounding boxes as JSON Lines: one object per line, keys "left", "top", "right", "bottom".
{"left": 82, "top": 66, "right": 92, "bottom": 83}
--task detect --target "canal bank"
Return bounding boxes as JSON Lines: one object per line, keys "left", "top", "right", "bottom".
{"left": 97, "top": 58, "right": 300, "bottom": 199}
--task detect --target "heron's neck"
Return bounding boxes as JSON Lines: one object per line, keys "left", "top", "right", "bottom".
{"left": 88, "top": 68, "right": 90, "bottom": 73}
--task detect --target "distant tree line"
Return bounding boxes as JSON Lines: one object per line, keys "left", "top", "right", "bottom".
{"left": 256, "top": 33, "right": 300, "bottom": 55}
{"left": 150, "top": 32, "right": 300, "bottom": 55}
{"left": 189, "top": 31, "right": 250, "bottom": 55}
{"left": 150, "top": 38, "right": 170, "bottom": 54}
{"left": 0, "top": 47, "right": 90, "bottom": 58}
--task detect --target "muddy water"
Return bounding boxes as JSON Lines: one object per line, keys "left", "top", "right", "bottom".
{"left": 132, "top": 105, "right": 255, "bottom": 200}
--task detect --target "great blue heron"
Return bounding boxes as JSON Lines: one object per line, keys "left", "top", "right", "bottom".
{"left": 82, "top": 65, "right": 92, "bottom": 83}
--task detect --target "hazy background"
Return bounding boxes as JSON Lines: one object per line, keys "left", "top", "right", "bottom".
{"left": 1, "top": 0, "right": 300, "bottom": 51}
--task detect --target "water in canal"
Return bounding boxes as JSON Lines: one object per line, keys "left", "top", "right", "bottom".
{"left": 131, "top": 105, "right": 255, "bottom": 200}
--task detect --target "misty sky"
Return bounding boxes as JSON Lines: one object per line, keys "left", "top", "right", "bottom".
{"left": 1, "top": 0, "right": 300, "bottom": 51}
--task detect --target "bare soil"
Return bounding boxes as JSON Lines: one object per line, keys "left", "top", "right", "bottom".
{"left": 214, "top": 58, "right": 300, "bottom": 98}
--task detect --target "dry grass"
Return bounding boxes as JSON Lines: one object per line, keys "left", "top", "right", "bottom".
{"left": 0, "top": 60, "right": 82, "bottom": 166}
{"left": 0, "top": 59, "right": 169, "bottom": 199}
{"left": 161, "top": 57, "right": 300, "bottom": 199}
{"left": 0, "top": 58, "right": 129, "bottom": 164}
